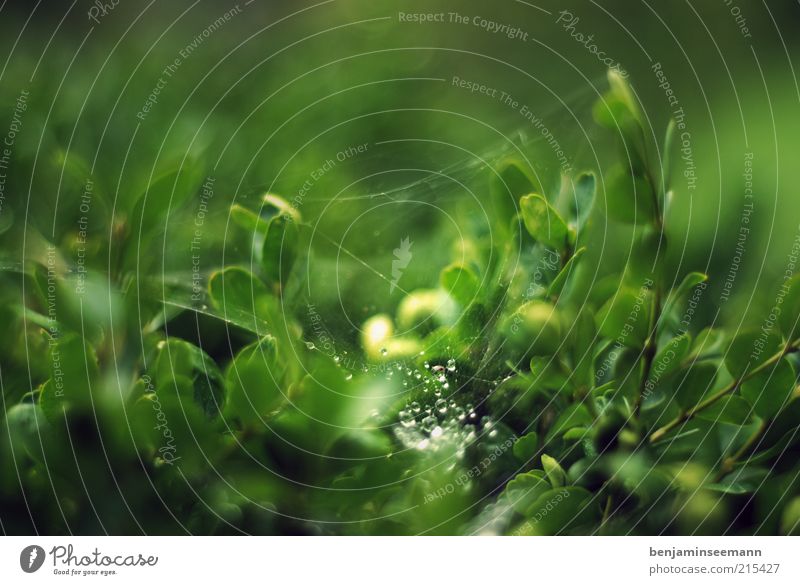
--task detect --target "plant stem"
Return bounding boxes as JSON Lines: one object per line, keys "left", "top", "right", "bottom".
{"left": 714, "top": 419, "right": 768, "bottom": 482}
{"left": 633, "top": 285, "right": 661, "bottom": 417}
{"left": 649, "top": 342, "right": 799, "bottom": 443}
{"left": 599, "top": 493, "right": 613, "bottom": 535}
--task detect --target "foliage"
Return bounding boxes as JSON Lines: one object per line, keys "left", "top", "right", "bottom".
{"left": 2, "top": 70, "right": 799, "bottom": 536}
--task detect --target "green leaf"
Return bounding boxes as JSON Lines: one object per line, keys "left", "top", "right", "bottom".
{"left": 741, "top": 358, "right": 795, "bottom": 419}
{"left": 547, "top": 246, "right": 586, "bottom": 298}
{"left": 705, "top": 467, "right": 769, "bottom": 495}
{"left": 568, "top": 172, "right": 596, "bottom": 229}
{"left": 662, "top": 118, "right": 677, "bottom": 194}
{"left": 230, "top": 203, "right": 270, "bottom": 235}
{"left": 520, "top": 194, "right": 570, "bottom": 250}
{"left": 52, "top": 149, "right": 108, "bottom": 219}
{"left": 541, "top": 454, "right": 567, "bottom": 488}
{"left": 127, "top": 159, "right": 205, "bottom": 241}
{"left": 491, "top": 159, "right": 540, "bottom": 222}
{"left": 696, "top": 395, "right": 754, "bottom": 425}
{"left": 502, "top": 470, "right": 551, "bottom": 514}
{"left": 517, "top": 487, "right": 598, "bottom": 535}
{"left": 674, "top": 362, "right": 718, "bottom": 409}
{"left": 779, "top": 273, "right": 800, "bottom": 338}
{"left": 262, "top": 214, "right": 299, "bottom": 287}
{"left": 781, "top": 497, "right": 800, "bottom": 535}
{"left": 546, "top": 404, "right": 593, "bottom": 442}
{"left": 41, "top": 333, "right": 99, "bottom": 417}
{"left": 725, "top": 329, "right": 783, "bottom": 380}
{"left": 261, "top": 193, "right": 301, "bottom": 223}
{"left": 690, "top": 327, "right": 726, "bottom": 359}
{"left": 224, "top": 336, "right": 286, "bottom": 425}
{"left": 3, "top": 403, "right": 49, "bottom": 463}
{"left": 652, "top": 333, "right": 691, "bottom": 379}
{"left": 528, "top": 356, "right": 569, "bottom": 388}
{"left": 562, "top": 426, "right": 589, "bottom": 441}
{"left": 593, "top": 71, "right": 647, "bottom": 176}
{"left": 570, "top": 307, "right": 597, "bottom": 389}
{"left": 607, "top": 69, "right": 641, "bottom": 122}
{"left": 208, "top": 266, "right": 276, "bottom": 333}
{"left": 513, "top": 431, "right": 539, "bottom": 462}
{"left": 664, "top": 272, "right": 707, "bottom": 319}
{"left": 440, "top": 263, "right": 480, "bottom": 306}
{"left": 153, "top": 338, "right": 225, "bottom": 418}
{"left": 596, "top": 285, "right": 653, "bottom": 348}
{"left": 603, "top": 165, "right": 656, "bottom": 225}
{"left": 626, "top": 228, "right": 665, "bottom": 283}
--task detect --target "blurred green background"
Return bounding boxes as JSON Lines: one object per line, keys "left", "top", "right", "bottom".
{"left": 1, "top": 0, "right": 799, "bottom": 535}
{"left": 1, "top": 0, "right": 798, "bottom": 340}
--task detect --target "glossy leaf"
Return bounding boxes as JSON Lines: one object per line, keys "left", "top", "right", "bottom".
{"left": 520, "top": 194, "right": 570, "bottom": 250}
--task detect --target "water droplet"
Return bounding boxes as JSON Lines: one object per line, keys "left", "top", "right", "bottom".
{"left": 410, "top": 401, "right": 421, "bottom": 413}
{"left": 345, "top": 373, "right": 353, "bottom": 381}
{"left": 305, "top": 342, "right": 316, "bottom": 350}
{"left": 435, "top": 398, "right": 448, "bottom": 413}
{"left": 380, "top": 347, "right": 388, "bottom": 356}
{"left": 424, "top": 361, "right": 430, "bottom": 369}
{"left": 399, "top": 410, "right": 416, "bottom": 428}
{"left": 430, "top": 426, "right": 443, "bottom": 439}
{"left": 447, "top": 359, "right": 456, "bottom": 372}
{"left": 333, "top": 355, "right": 341, "bottom": 363}
{"left": 420, "top": 415, "right": 437, "bottom": 433}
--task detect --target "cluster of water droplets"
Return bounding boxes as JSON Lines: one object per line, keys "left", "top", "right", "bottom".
{"left": 393, "top": 358, "right": 496, "bottom": 456}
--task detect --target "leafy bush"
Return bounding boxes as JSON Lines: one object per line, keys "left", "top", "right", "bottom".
{"left": 2, "top": 71, "right": 800, "bottom": 536}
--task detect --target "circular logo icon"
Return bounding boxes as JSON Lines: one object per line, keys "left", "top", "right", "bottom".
{"left": 20, "top": 545, "right": 45, "bottom": 573}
